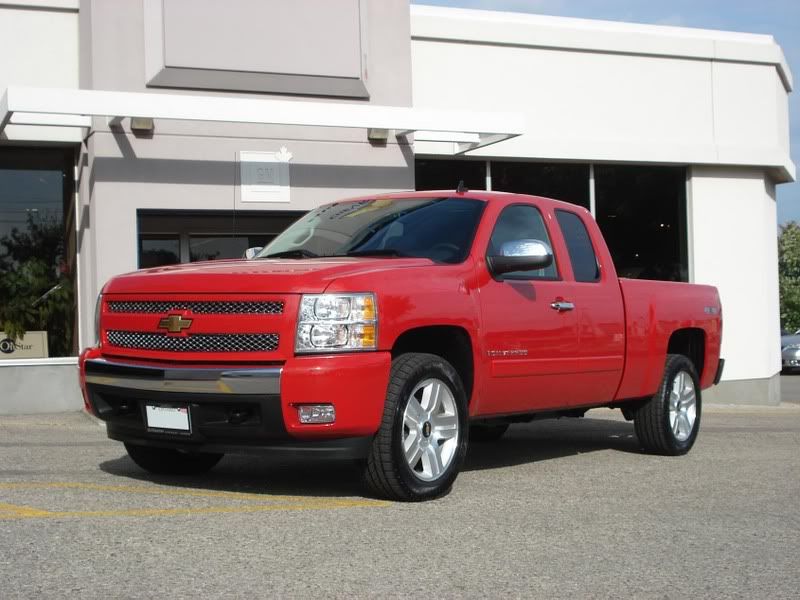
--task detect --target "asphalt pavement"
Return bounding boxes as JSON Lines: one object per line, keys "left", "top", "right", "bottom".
{"left": 1, "top": 382, "right": 799, "bottom": 599}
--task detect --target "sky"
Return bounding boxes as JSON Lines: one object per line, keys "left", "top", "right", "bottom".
{"left": 412, "top": 0, "right": 800, "bottom": 224}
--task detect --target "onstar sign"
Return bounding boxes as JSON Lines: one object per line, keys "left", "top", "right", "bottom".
{"left": 0, "top": 331, "right": 49, "bottom": 360}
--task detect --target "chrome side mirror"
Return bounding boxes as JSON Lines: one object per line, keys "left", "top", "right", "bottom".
{"left": 488, "top": 239, "right": 553, "bottom": 276}
{"left": 243, "top": 247, "right": 263, "bottom": 259}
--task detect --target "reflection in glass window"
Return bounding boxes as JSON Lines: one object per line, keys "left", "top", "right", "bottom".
{"left": 189, "top": 235, "right": 272, "bottom": 262}
{"left": 0, "top": 148, "right": 76, "bottom": 358}
{"left": 259, "top": 198, "right": 485, "bottom": 264}
{"left": 137, "top": 210, "right": 302, "bottom": 266}
{"left": 595, "top": 165, "right": 687, "bottom": 282}
{"left": 139, "top": 236, "right": 180, "bottom": 268}
{"left": 488, "top": 204, "right": 558, "bottom": 280}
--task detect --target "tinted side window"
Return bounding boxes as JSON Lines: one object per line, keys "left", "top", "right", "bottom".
{"left": 555, "top": 210, "right": 600, "bottom": 282}
{"left": 488, "top": 205, "right": 557, "bottom": 279}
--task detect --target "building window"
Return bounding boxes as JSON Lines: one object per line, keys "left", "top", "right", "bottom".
{"left": 137, "top": 210, "right": 303, "bottom": 267}
{"left": 415, "top": 159, "right": 486, "bottom": 191}
{"left": 594, "top": 165, "right": 688, "bottom": 282}
{"left": 189, "top": 235, "right": 273, "bottom": 262}
{"left": 491, "top": 162, "right": 590, "bottom": 209}
{"left": 416, "top": 159, "right": 687, "bottom": 282}
{"left": 139, "top": 236, "right": 180, "bottom": 269}
{"left": 0, "top": 147, "right": 76, "bottom": 358}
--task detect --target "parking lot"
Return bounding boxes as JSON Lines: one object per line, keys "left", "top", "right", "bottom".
{"left": 2, "top": 384, "right": 799, "bottom": 599}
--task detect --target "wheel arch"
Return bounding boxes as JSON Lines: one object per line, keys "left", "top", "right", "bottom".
{"left": 390, "top": 325, "right": 475, "bottom": 406}
{"left": 667, "top": 327, "right": 706, "bottom": 380}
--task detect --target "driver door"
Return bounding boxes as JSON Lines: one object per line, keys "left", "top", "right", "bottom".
{"left": 477, "top": 203, "right": 581, "bottom": 415}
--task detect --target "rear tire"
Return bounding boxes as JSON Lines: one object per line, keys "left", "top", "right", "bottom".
{"left": 634, "top": 354, "right": 701, "bottom": 455}
{"left": 470, "top": 423, "right": 509, "bottom": 442}
{"left": 364, "top": 353, "right": 468, "bottom": 501}
{"left": 124, "top": 443, "right": 223, "bottom": 475}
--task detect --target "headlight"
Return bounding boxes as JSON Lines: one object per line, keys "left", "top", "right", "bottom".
{"left": 295, "top": 293, "right": 377, "bottom": 353}
{"left": 94, "top": 292, "right": 103, "bottom": 346}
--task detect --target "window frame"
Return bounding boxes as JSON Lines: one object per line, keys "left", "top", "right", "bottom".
{"left": 0, "top": 146, "right": 78, "bottom": 359}
{"left": 485, "top": 202, "right": 562, "bottom": 282}
{"left": 554, "top": 208, "right": 602, "bottom": 284}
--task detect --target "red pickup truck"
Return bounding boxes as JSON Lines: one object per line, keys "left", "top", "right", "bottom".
{"left": 80, "top": 190, "right": 723, "bottom": 501}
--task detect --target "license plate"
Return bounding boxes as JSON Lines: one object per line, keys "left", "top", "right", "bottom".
{"left": 145, "top": 404, "right": 190, "bottom": 432}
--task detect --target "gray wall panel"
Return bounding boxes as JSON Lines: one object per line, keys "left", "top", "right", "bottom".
{"left": 143, "top": 0, "right": 371, "bottom": 97}
{"left": 1, "top": 364, "right": 83, "bottom": 415}
{"left": 162, "top": 0, "right": 362, "bottom": 77}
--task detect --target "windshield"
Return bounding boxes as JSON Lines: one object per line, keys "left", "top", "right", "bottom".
{"left": 256, "top": 197, "right": 485, "bottom": 264}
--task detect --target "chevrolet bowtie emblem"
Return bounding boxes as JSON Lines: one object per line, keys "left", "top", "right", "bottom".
{"left": 158, "top": 314, "right": 193, "bottom": 333}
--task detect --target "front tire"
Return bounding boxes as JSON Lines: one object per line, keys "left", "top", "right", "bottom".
{"left": 124, "top": 443, "right": 223, "bottom": 475}
{"left": 364, "top": 353, "right": 468, "bottom": 501}
{"left": 634, "top": 354, "right": 701, "bottom": 455}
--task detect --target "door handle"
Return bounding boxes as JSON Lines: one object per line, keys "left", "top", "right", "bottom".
{"left": 550, "top": 300, "right": 575, "bottom": 312}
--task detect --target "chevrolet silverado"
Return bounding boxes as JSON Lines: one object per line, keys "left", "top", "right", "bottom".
{"left": 80, "top": 190, "right": 724, "bottom": 501}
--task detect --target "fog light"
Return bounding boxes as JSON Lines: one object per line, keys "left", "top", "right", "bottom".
{"left": 297, "top": 404, "right": 335, "bottom": 424}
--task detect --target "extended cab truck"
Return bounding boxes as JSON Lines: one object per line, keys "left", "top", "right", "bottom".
{"left": 79, "top": 191, "right": 723, "bottom": 501}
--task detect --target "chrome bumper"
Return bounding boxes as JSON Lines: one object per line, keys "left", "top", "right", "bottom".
{"left": 84, "top": 358, "right": 281, "bottom": 395}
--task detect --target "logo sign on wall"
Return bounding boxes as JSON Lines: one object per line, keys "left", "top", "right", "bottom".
{"left": 239, "top": 147, "right": 292, "bottom": 203}
{"left": 0, "top": 331, "right": 49, "bottom": 360}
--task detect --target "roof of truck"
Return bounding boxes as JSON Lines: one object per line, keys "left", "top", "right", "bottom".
{"left": 349, "top": 189, "right": 593, "bottom": 214}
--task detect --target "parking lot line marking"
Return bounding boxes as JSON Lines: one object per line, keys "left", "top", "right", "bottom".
{"left": 0, "top": 502, "right": 54, "bottom": 518}
{"left": 0, "top": 481, "right": 383, "bottom": 504}
{"left": 0, "top": 481, "right": 389, "bottom": 520}
{"left": 0, "top": 500, "right": 387, "bottom": 520}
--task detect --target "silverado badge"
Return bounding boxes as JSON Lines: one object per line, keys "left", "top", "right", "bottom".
{"left": 158, "top": 314, "right": 193, "bottom": 333}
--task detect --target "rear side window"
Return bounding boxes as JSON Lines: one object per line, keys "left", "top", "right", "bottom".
{"left": 488, "top": 204, "right": 558, "bottom": 280}
{"left": 555, "top": 210, "right": 600, "bottom": 282}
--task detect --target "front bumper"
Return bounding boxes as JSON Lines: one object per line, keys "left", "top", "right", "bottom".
{"left": 782, "top": 347, "right": 800, "bottom": 369}
{"left": 80, "top": 349, "right": 391, "bottom": 457}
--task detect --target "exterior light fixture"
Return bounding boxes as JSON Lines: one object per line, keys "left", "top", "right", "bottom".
{"left": 367, "top": 127, "right": 389, "bottom": 142}
{"left": 130, "top": 117, "right": 155, "bottom": 133}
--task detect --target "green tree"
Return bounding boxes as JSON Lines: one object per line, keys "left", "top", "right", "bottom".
{"left": 779, "top": 221, "right": 800, "bottom": 332}
{"left": 0, "top": 214, "right": 75, "bottom": 356}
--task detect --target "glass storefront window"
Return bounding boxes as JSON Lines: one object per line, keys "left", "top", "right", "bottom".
{"left": 415, "top": 159, "right": 688, "bottom": 283}
{"left": 491, "top": 162, "right": 590, "bottom": 209}
{"left": 137, "top": 210, "right": 302, "bottom": 266}
{"left": 139, "top": 236, "right": 180, "bottom": 268}
{"left": 189, "top": 235, "right": 272, "bottom": 262}
{"left": 415, "top": 159, "right": 486, "bottom": 191}
{"left": 0, "top": 148, "right": 76, "bottom": 358}
{"left": 594, "top": 165, "right": 688, "bottom": 282}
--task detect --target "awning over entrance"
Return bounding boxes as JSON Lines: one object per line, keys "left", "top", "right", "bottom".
{"left": 0, "top": 86, "right": 524, "bottom": 154}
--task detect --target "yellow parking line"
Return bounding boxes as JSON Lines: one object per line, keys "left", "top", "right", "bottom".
{"left": 0, "top": 481, "right": 317, "bottom": 502}
{"left": 0, "top": 481, "right": 314, "bottom": 501}
{"left": 0, "top": 502, "right": 54, "bottom": 518}
{"left": 0, "top": 481, "right": 389, "bottom": 520}
{"left": 0, "top": 500, "right": 386, "bottom": 520}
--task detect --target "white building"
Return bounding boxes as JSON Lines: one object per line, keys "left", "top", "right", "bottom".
{"left": 0, "top": 1, "right": 793, "bottom": 412}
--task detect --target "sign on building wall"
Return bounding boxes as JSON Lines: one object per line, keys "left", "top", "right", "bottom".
{"left": 239, "top": 148, "right": 292, "bottom": 203}
{"left": 0, "top": 331, "right": 49, "bottom": 360}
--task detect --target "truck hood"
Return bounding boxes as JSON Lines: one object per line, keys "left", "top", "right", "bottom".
{"left": 103, "top": 257, "right": 434, "bottom": 294}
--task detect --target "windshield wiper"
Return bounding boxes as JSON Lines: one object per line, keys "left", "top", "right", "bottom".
{"left": 340, "top": 249, "right": 413, "bottom": 258}
{"left": 261, "top": 249, "right": 320, "bottom": 259}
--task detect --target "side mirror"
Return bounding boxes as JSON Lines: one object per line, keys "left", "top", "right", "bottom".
{"left": 243, "top": 247, "right": 263, "bottom": 260}
{"left": 487, "top": 239, "right": 553, "bottom": 276}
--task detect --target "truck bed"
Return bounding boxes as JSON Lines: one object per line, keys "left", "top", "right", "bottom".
{"left": 615, "top": 278, "right": 723, "bottom": 401}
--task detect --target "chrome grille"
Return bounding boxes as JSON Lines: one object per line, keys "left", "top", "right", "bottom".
{"left": 107, "top": 331, "right": 279, "bottom": 353}
{"left": 107, "top": 300, "right": 284, "bottom": 314}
